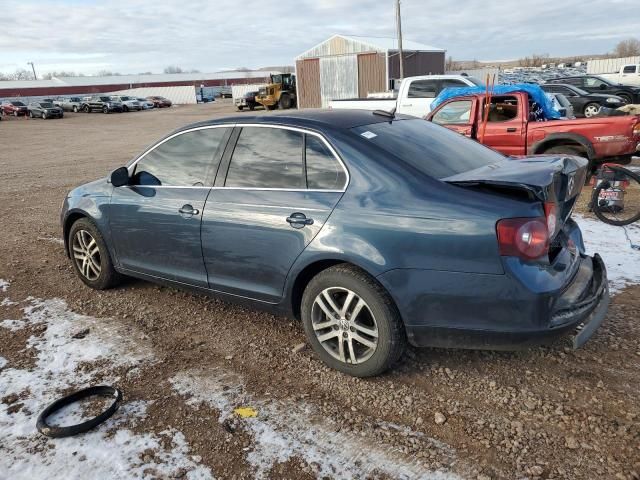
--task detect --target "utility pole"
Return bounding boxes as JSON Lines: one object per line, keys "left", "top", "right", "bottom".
{"left": 27, "top": 62, "right": 37, "bottom": 80}
{"left": 395, "top": 0, "right": 404, "bottom": 80}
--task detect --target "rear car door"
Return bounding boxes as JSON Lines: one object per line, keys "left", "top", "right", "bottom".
{"left": 480, "top": 95, "right": 527, "bottom": 156}
{"left": 201, "top": 125, "right": 347, "bottom": 302}
{"left": 108, "top": 126, "right": 232, "bottom": 286}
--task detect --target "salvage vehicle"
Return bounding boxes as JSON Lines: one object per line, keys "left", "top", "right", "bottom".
{"left": 329, "top": 74, "right": 484, "bottom": 117}
{"left": 147, "top": 96, "right": 172, "bottom": 108}
{"left": 82, "top": 96, "right": 124, "bottom": 113}
{"left": 28, "top": 101, "right": 63, "bottom": 119}
{"left": 136, "top": 97, "right": 155, "bottom": 109}
{"left": 61, "top": 110, "right": 609, "bottom": 377}
{"left": 598, "top": 64, "right": 640, "bottom": 87}
{"left": 427, "top": 91, "right": 640, "bottom": 168}
{"left": 541, "top": 84, "right": 625, "bottom": 118}
{"left": 1, "top": 100, "right": 29, "bottom": 116}
{"left": 550, "top": 75, "right": 640, "bottom": 104}
{"left": 235, "top": 91, "right": 260, "bottom": 111}
{"left": 55, "top": 97, "right": 84, "bottom": 113}
{"left": 110, "top": 96, "right": 141, "bottom": 112}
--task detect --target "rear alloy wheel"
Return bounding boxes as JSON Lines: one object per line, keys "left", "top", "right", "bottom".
{"left": 84, "top": 105, "right": 90, "bottom": 113}
{"left": 103, "top": 106, "right": 109, "bottom": 114}
{"left": 618, "top": 93, "right": 633, "bottom": 104}
{"left": 29, "top": 111, "right": 34, "bottom": 118}
{"left": 301, "top": 265, "right": 406, "bottom": 377}
{"left": 583, "top": 102, "right": 601, "bottom": 118}
{"left": 41, "top": 112, "right": 47, "bottom": 119}
{"left": 73, "top": 106, "right": 78, "bottom": 113}
{"left": 14, "top": 110, "right": 18, "bottom": 117}
{"left": 69, "top": 218, "right": 122, "bottom": 290}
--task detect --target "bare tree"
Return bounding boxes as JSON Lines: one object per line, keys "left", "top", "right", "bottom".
{"left": 613, "top": 38, "right": 640, "bottom": 58}
{"left": 163, "top": 66, "right": 184, "bottom": 74}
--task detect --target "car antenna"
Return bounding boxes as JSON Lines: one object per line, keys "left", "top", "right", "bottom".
{"left": 373, "top": 107, "right": 396, "bottom": 119}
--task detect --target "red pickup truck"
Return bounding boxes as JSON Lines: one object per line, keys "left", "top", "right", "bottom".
{"left": 426, "top": 91, "right": 640, "bottom": 168}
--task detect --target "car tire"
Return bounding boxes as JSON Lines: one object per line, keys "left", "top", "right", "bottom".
{"left": 618, "top": 93, "right": 632, "bottom": 104}
{"left": 249, "top": 103, "right": 255, "bottom": 111}
{"left": 123, "top": 105, "right": 128, "bottom": 112}
{"left": 29, "top": 111, "right": 34, "bottom": 118}
{"left": 14, "top": 111, "right": 18, "bottom": 117}
{"left": 68, "top": 218, "right": 122, "bottom": 290}
{"left": 42, "top": 112, "right": 47, "bottom": 119}
{"left": 103, "top": 106, "right": 109, "bottom": 114}
{"left": 237, "top": 105, "right": 244, "bottom": 111}
{"left": 583, "top": 102, "right": 601, "bottom": 118}
{"left": 279, "top": 93, "right": 292, "bottom": 109}
{"left": 73, "top": 106, "right": 78, "bottom": 113}
{"left": 301, "top": 264, "right": 406, "bottom": 377}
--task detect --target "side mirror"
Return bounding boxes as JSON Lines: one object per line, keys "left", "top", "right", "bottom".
{"left": 599, "top": 84, "right": 607, "bottom": 90}
{"left": 110, "top": 166, "right": 130, "bottom": 187}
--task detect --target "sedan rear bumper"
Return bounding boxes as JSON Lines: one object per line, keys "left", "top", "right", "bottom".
{"left": 380, "top": 253, "right": 609, "bottom": 351}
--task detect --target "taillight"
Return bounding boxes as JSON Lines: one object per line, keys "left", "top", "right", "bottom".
{"left": 496, "top": 218, "right": 549, "bottom": 260}
{"left": 544, "top": 202, "right": 558, "bottom": 237}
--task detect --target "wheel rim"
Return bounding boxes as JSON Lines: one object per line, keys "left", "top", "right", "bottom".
{"left": 584, "top": 104, "right": 600, "bottom": 117}
{"left": 311, "top": 287, "right": 378, "bottom": 365}
{"left": 72, "top": 230, "right": 101, "bottom": 281}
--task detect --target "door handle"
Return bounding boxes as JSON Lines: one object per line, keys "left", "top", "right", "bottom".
{"left": 178, "top": 204, "right": 200, "bottom": 216}
{"left": 506, "top": 127, "right": 517, "bottom": 133}
{"left": 286, "top": 212, "right": 314, "bottom": 228}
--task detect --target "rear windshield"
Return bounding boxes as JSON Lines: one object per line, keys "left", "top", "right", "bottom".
{"left": 352, "top": 119, "right": 504, "bottom": 179}
{"left": 39, "top": 102, "right": 53, "bottom": 108}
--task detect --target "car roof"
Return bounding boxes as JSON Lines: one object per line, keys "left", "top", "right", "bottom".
{"left": 184, "top": 109, "right": 412, "bottom": 132}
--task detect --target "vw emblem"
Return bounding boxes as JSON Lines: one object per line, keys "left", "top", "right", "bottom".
{"left": 567, "top": 175, "right": 575, "bottom": 194}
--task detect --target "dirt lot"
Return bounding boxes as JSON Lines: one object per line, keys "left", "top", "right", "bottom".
{"left": 1, "top": 103, "right": 639, "bottom": 480}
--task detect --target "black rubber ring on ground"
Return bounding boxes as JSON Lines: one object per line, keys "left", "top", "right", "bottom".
{"left": 36, "top": 385, "right": 123, "bottom": 438}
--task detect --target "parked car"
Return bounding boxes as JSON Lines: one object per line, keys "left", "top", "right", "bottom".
{"left": 235, "top": 91, "right": 260, "bottom": 111}
{"left": 146, "top": 96, "right": 172, "bottom": 108}
{"left": 541, "top": 84, "right": 626, "bottom": 118}
{"left": 599, "top": 64, "right": 640, "bottom": 87}
{"left": 55, "top": 97, "right": 84, "bottom": 112}
{"left": 27, "top": 101, "right": 63, "bottom": 119}
{"left": 329, "top": 74, "right": 485, "bottom": 117}
{"left": 61, "top": 110, "right": 609, "bottom": 377}
{"left": 426, "top": 91, "right": 640, "bottom": 168}
{"left": 110, "top": 95, "right": 141, "bottom": 112}
{"left": 136, "top": 97, "right": 155, "bottom": 110}
{"left": 1, "top": 100, "right": 29, "bottom": 116}
{"left": 549, "top": 75, "right": 640, "bottom": 104}
{"left": 82, "top": 96, "right": 124, "bottom": 113}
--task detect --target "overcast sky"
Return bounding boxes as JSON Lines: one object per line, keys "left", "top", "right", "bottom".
{"left": 0, "top": 0, "right": 636, "bottom": 76}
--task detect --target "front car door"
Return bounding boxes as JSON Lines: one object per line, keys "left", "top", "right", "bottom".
{"left": 429, "top": 99, "right": 477, "bottom": 138}
{"left": 201, "top": 125, "right": 348, "bottom": 303}
{"left": 108, "top": 126, "right": 232, "bottom": 287}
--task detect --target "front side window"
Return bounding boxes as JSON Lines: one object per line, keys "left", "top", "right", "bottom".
{"left": 305, "top": 136, "right": 346, "bottom": 190}
{"left": 225, "top": 127, "right": 303, "bottom": 189}
{"left": 133, "top": 128, "right": 228, "bottom": 186}
{"left": 408, "top": 80, "right": 438, "bottom": 98}
{"left": 431, "top": 100, "right": 473, "bottom": 125}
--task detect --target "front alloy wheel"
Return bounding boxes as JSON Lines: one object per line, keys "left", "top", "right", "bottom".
{"left": 72, "top": 230, "right": 101, "bottom": 281}
{"left": 312, "top": 287, "right": 379, "bottom": 365}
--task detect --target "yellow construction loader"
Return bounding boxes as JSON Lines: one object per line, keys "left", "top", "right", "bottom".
{"left": 255, "top": 73, "right": 297, "bottom": 110}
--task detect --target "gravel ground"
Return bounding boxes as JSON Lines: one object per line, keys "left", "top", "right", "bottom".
{"left": 1, "top": 103, "right": 639, "bottom": 480}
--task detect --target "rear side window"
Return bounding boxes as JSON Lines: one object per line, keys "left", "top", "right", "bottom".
{"left": 133, "top": 128, "right": 228, "bottom": 186}
{"left": 623, "top": 65, "right": 636, "bottom": 74}
{"left": 305, "top": 136, "right": 346, "bottom": 190}
{"left": 352, "top": 119, "right": 504, "bottom": 179}
{"left": 225, "top": 127, "right": 304, "bottom": 188}
{"left": 408, "top": 80, "right": 438, "bottom": 98}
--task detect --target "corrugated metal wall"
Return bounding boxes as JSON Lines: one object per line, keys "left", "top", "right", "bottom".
{"left": 319, "top": 55, "right": 359, "bottom": 108}
{"left": 358, "top": 53, "right": 386, "bottom": 98}
{"left": 109, "top": 86, "right": 197, "bottom": 104}
{"left": 587, "top": 56, "right": 640, "bottom": 74}
{"left": 296, "top": 59, "right": 321, "bottom": 108}
{"left": 298, "top": 35, "right": 379, "bottom": 59}
{"left": 388, "top": 51, "right": 445, "bottom": 79}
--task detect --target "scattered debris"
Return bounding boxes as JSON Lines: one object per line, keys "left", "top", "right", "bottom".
{"left": 234, "top": 406, "right": 258, "bottom": 418}
{"left": 291, "top": 342, "right": 306, "bottom": 354}
{"left": 71, "top": 328, "right": 90, "bottom": 340}
{"left": 434, "top": 412, "right": 447, "bottom": 425}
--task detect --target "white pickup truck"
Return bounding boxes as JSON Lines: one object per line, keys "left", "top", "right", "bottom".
{"left": 328, "top": 74, "right": 484, "bottom": 117}
{"left": 599, "top": 64, "right": 640, "bottom": 87}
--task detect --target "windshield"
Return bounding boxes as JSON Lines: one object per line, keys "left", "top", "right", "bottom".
{"left": 352, "top": 119, "right": 504, "bottom": 179}
{"left": 466, "top": 76, "right": 485, "bottom": 87}
{"left": 100, "top": 97, "right": 111, "bottom": 101}
{"left": 120, "top": 96, "right": 131, "bottom": 101}
{"left": 70, "top": 97, "right": 80, "bottom": 102}
{"left": 40, "top": 102, "right": 54, "bottom": 108}
{"left": 12, "top": 101, "right": 25, "bottom": 106}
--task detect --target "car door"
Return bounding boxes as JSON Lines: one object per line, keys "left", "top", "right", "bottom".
{"left": 201, "top": 125, "right": 347, "bottom": 303}
{"left": 108, "top": 126, "right": 232, "bottom": 286}
{"left": 429, "top": 99, "right": 477, "bottom": 138}
{"left": 398, "top": 79, "right": 440, "bottom": 117}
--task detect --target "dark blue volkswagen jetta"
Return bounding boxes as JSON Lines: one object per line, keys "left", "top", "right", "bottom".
{"left": 61, "top": 110, "right": 609, "bottom": 376}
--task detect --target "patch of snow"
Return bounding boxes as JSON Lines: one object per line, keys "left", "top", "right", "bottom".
{"left": 0, "top": 318, "right": 27, "bottom": 331}
{"left": 0, "top": 297, "right": 214, "bottom": 480}
{"left": 37, "top": 236, "right": 65, "bottom": 245}
{"left": 0, "top": 279, "right": 9, "bottom": 292}
{"left": 575, "top": 215, "right": 640, "bottom": 293}
{"left": 171, "top": 369, "right": 460, "bottom": 480}
{"left": 0, "top": 356, "right": 6, "bottom": 369}
{"left": 1, "top": 298, "right": 19, "bottom": 306}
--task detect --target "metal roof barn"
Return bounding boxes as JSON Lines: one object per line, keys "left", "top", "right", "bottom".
{"left": 295, "top": 34, "right": 445, "bottom": 108}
